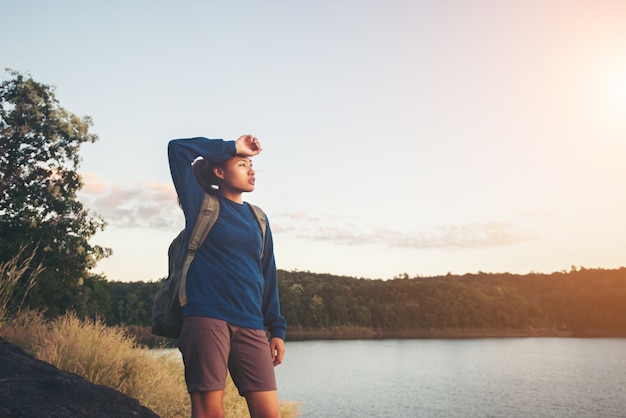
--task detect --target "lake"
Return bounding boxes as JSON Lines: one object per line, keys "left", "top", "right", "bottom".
{"left": 273, "top": 338, "right": 626, "bottom": 417}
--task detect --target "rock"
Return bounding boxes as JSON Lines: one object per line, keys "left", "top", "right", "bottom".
{"left": 0, "top": 337, "right": 159, "bottom": 418}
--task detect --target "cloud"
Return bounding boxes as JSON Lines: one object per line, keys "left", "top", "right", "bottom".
{"left": 392, "top": 222, "right": 533, "bottom": 250}
{"left": 78, "top": 173, "right": 533, "bottom": 250}
{"left": 79, "top": 173, "right": 182, "bottom": 231}
{"left": 80, "top": 172, "right": 108, "bottom": 194}
{"left": 272, "top": 211, "right": 533, "bottom": 250}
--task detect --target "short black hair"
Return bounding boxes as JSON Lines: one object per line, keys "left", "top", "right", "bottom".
{"left": 192, "top": 158, "right": 221, "bottom": 194}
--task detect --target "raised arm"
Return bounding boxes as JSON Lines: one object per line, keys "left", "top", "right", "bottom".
{"left": 167, "top": 137, "right": 236, "bottom": 224}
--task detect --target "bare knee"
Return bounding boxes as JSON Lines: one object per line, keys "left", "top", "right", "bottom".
{"left": 191, "top": 390, "right": 225, "bottom": 418}
{"left": 245, "top": 390, "right": 281, "bottom": 418}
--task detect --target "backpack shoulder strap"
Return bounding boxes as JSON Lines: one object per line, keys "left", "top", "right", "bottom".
{"left": 248, "top": 204, "right": 267, "bottom": 260}
{"left": 188, "top": 193, "right": 220, "bottom": 253}
{"left": 179, "top": 193, "right": 220, "bottom": 306}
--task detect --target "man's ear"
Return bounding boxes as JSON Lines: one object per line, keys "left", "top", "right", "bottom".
{"left": 213, "top": 165, "right": 225, "bottom": 180}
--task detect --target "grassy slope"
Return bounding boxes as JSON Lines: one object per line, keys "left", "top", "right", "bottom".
{"left": 0, "top": 310, "right": 300, "bottom": 418}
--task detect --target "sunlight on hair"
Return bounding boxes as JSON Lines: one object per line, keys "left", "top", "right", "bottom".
{"left": 617, "top": 76, "right": 626, "bottom": 107}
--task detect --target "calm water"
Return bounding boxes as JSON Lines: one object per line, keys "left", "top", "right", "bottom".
{"left": 274, "top": 338, "right": 626, "bottom": 417}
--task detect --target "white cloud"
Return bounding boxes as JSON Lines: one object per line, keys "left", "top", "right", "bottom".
{"left": 79, "top": 173, "right": 182, "bottom": 231}
{"left": 79, "top": 173, "right": 533, "bottom": 250}
{"left": 272, "top": 211, "right": 533, "bottom": 250}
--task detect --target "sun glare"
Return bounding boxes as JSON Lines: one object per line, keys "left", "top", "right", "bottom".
{"left": 612, "top": 69, "right": 626, "bottom": 106}
{"left": 619, "top": 77, "right": 626, "bottom": 105}
{"left": 605, "top": 72, "right": 626, "bottom": 117}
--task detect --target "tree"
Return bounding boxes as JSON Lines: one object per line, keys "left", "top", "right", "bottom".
{"left": 0, "top": 69, "right": 110, "bottom": 317}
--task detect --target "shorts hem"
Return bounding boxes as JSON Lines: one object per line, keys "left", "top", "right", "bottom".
{"left": 187, "top": 383, "right": 227, "bottom": 394}
{"left": 237, "top": 385, "right": 278, "bottom": 396}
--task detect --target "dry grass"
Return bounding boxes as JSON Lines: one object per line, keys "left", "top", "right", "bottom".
{"left": 0, "top": 245, "right": 42, "bottom": 323}
{"left": 1, "top": 310, "right": 300, "bottom": 417}
{"left": 0, "top": 247, "right": 299, "bottom": 416}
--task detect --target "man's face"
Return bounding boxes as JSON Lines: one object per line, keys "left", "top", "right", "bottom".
{"left": 217, "top": 156, "right": 255, "bottom": 194}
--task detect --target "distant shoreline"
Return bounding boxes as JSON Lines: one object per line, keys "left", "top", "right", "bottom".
{"left": 135, "top": 326, "right": 626, "bottom": 348}
{"left": 285, "top": 327, "right": 626, "bottom": 341}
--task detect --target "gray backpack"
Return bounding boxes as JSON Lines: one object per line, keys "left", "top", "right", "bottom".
{"left": 151, "top": 193, "right": 267, "bottom": 339}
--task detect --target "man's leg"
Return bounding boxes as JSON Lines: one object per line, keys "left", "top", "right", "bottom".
{"left": 180, "top": 318, "right": 230, "bottom": 418}
{"left": 229, "top": 326, "right": 280, "bottom": 417}
{"left": 190, "top": 390, "right": 225, "bottom": 418}
{"left": 244, "top": 390, "right": 280, "bottom": 418}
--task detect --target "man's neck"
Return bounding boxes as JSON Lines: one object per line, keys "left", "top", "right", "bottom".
{"left": 219, "top": 190, "right": 244, "bottom": 204}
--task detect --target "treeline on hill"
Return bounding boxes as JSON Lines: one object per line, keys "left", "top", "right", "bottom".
{"left": 105, "top": 267, "right": 626, "bottom": 343}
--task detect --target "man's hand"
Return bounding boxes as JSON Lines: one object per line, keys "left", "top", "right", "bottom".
{"left": 235, "top": 134, "right": 262, "bottom": 156}
{"left": 270, "top": 337, "right": 285, "bottom": 367}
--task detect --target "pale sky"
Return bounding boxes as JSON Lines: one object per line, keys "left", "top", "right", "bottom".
{"left": 3, "top": 0, "right": 626, "bottom": 282}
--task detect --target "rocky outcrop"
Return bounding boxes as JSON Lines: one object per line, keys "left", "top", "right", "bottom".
{"left": 0, "top": 338, "right": 159, "bottom": 418}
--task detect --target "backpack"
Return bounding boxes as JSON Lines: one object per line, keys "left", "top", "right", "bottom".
{"left": 151, "top": 193, "right": 267, "bottom": 339}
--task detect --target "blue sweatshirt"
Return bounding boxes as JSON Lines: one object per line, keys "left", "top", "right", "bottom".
{"left": 168, "top": 137, "right": 286, "bottom": 340}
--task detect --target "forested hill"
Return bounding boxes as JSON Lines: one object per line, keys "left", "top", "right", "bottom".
{"left": 107, "top": 267, "right": 626, "bottom": 341}
{"left": 277, "top": 268, "right": 626, "bottom": 336}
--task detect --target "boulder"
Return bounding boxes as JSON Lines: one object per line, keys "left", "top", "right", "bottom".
{"left": 0, "top": 338, "right": 159, "bottom": 417}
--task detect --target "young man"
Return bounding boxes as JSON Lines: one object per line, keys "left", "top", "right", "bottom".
{"left": 168, "top": 134, "right": 286, "bottom": 418}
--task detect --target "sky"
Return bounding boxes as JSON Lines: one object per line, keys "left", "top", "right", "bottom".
{"left": 3, "top": 0, "right": 626, "bottom": 282}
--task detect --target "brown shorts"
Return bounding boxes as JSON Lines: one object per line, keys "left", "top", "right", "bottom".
{"left": 178, "top": 316, "right": 277, "bottom": 395}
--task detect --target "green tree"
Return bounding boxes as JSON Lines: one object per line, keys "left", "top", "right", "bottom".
{"left": 0, "top": 69, "right": 110, "bottom": 317}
